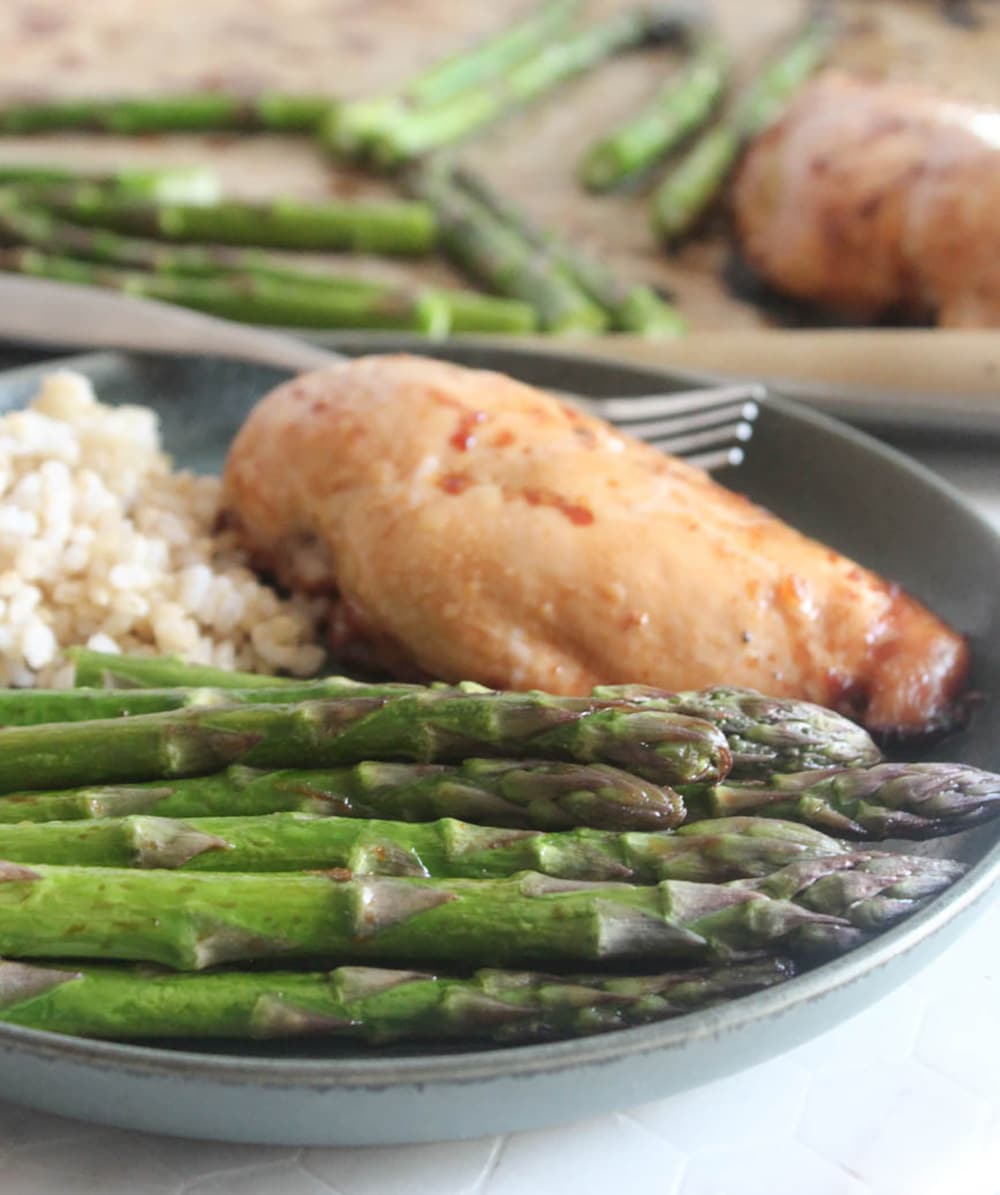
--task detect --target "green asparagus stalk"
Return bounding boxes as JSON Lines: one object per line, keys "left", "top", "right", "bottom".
{"left": 685, "top": 762, "right": 1000, "bottom": 839}
{"left": 0, "top": 197, "right": 408, "bottom": 286}
{"left": 0, "top": 690, "right": 730, "bottom": 793}
{"left": 432, "top": 287, "right": 539, "bottom": 334}
{"left": 0, "top": 812, "right": 849, "bottom": 881}
{"left": 593, "top": 685, "right": 881, "bottom": 775}
{"left": 0, "top": 758, "right": 684, "bottom": 832}
{"left": 0, "top": 674, "right": 431, "bottom": 724}
{"left": 0, "top": 165, "right": 219, "bottom": 204}
{"left": 0, "top": 198, "right": 370, "bottom": 289}
{"left": 32, "top": 186, "right": 437, "bottom": 254}
{"left": 405, "top": 0, "right": 585, "bottom": 109}
{"left": 405, "top": 162, "right": 607, "bottom": 332}
{"left": 0, "top": 860, "right": 878, "bottom": 970}
{"left": 0, "top": 200, "right": 537, "bottom": 334}
{"left": 651, "top": 15, "right": 833, "bottom": 244}
{"left": 6, "top": 756, "right": 992, "bottom": 841}
{"left": 0, "top": 93, "right": 332, "bottom": 135}
{"left": 0, "top": 957, "right": 793, "bottom": 1043}
{"left": 62, "top": 654, "right": 881, "bottom": 779}
{"left": 452, "top": 166, "right": 685, "bottom": 335}
{"left": 0, "top": 816, "right": 958, "bottom": 931}
{"left": 328, "top": 0, "right": 583, "bottom": 157}
{"left": 68, "top": 649, "right": 292, "bottom": 690}
{"left": 650, "top": 123, "right": 740, "bottom": 244}
{"left": 736, "top": 15, "right": 835, "bottom": 137}
{"left": 0, "top": 248, "right": 452, "bottom": 334}
{"left": 579, "top": 35, "right": 729, "bottom": 191}
{"left": 363, "top": 7, "right": 686, "bottom": 167}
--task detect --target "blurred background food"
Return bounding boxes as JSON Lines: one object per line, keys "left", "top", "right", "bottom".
{"left": 0, "top": 0, "right": 997, "bottom": 334}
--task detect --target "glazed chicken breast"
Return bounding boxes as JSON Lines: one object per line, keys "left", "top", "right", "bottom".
{"left": 732, "top": 71, "right": 1000, "bottom": 327}
{"left": 222, "top": 354, "right": 968, "bottom": 736}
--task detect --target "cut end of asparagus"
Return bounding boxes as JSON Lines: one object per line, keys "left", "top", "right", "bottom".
{"left": 615, "top": 286, "right": 687, "bottom": 336}
{"left": 122, "top": 166, "right": 221, "bottom": 206}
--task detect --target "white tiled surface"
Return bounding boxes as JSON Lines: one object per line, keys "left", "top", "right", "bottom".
{"left": 0, "top": 449, "right": 996, "bottom": 1195}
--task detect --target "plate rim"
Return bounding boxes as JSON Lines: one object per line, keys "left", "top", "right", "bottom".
{"left": 0, "top": 342, "right": 997, "bottom": 1091}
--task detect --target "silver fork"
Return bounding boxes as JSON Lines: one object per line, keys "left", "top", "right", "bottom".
{"left": 566, "top": 383, "right": 762, "bottom": 470}
{"left": 0, "top": 275, "right": 761, "bottom": 470}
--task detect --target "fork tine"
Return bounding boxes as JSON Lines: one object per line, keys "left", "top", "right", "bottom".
{"left": 648, "top": 420, "right": 755, "bottom": 458}
{"left": 686, "top": 446, "right": 746, "bottom": 471}
{"left": 618, "top": 401, "right": 759, "bottom": 443}
{"left": 586, "top": 382, "right": 767, "bottom": 422}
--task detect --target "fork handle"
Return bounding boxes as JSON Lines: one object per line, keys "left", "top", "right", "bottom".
{"left": 0, "top": 275, "right": 340, "bottom": 374}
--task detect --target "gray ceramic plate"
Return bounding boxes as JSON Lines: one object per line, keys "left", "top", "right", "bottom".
{"left": 0, "top": 341, "right": 997, "bottom": 1147}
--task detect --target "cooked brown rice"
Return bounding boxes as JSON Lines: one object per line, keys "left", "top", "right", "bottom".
{"left": 0, "top": 370, "right": 328, "bottom": 687}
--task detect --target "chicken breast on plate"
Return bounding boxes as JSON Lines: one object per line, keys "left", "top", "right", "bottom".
{"left": 222, "top": 354, "right": 968, "bottom": 737}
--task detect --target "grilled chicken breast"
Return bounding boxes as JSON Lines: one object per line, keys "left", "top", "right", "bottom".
{"left": 732, "top": 71, "right": 1000, "bottom": 327}
{"left": 222, "top": 354, "right": 968, "bottom": 736}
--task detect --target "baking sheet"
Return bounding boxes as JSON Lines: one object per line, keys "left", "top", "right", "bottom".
{"left": 4, "top": 0, "right": 1000, "bottom": 327}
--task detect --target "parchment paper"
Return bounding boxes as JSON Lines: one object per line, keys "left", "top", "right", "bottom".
{"left": 4, "top": 1, "right": 999, "bottom": 331}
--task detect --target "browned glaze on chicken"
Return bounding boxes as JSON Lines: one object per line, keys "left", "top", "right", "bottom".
{"left": 221, "top": 354, "right": 969, "bottom": 736}
{"left": 732, "top": 71, "right": 1000, "bottom": 327}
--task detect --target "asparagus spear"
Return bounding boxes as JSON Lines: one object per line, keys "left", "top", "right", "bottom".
{"left": 0, "top": 196, "right": 419, "bottom": 289}
{"left": 405, "top": 162, "right": 607, "bottom": 332}
{"left": 433, "top": 287, "right": 539, "bottom": 334}
{"left": 650, "top": 123, "right": 740, "bottom": 245}
{"left": 407, "top": 0, "right": 583, "bottom": 106}
{"left": 68, "top": 649, "right": 291, "bottom": 690}
{"left": 0, "top": 957, "right": 793, "bottom": 1043}
{"left": 0, "top": 165, "right": 219, "bottom": 203}
{"left": 0, "top": 861, "right": 877, "bottom": 970}
{"left": 651, "top": 15, "right": 833, "bottom": 244}
{"left": 0, "top": 248, "right": 451, "bottom": 334}
{"left": 62, "top": 653, "right": 881, "bottom": 778}
{"left": 685, "top": 762, "right": 1000, "bottom": 839}
{"left": 0, "top": 758, "right": 684, "bottom": 832}
{"left": 452, "top": 166, "right": 685, "bottom": 335}
{"left": 328, "top": 0, "right": 583, "bottom": 157}
{"left": 579, "top": 35, "right": 729, "bottom": 191}
{"left": 0, "top": 200, "right": 537, "bottom": 334}
{"left": 5, "top": 756, "right": 993, "bottom": 841}
{"left": 363, "top": 7, "right": 686, "bottom": 167}
{"left": 0, "top": 812, "right": 849, "bottom": 881}
{"left": 0, "top": 817, "right": 954, "bottom": 932}
{"left": 0, "top": 676, "right": 873, "bottom": 781}
{"left": 0, "top": 93, "right": 332, "bottom": 135}
{"left": 32, "top": 187, "right": 437, "bottom": 254}
{"left": 0, "top": 674, "right": 431, "bottom": 724}
{"left": 0, "top": 691, "right": 730, "bottom": 793}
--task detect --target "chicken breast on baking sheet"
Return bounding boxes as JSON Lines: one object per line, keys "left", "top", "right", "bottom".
{"left": 221, "top": 354, "right": 968, "bottom": 737}
{"left": 731, "top": 71, "right": 1000, "bottom": 327}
